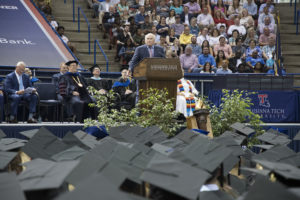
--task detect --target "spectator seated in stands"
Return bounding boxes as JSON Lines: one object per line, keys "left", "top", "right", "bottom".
{"left": 246, "top": 50, "right": 265, "bottom": 71}
{"left": 209, "top": 28, "right": 221, "bottom": 47}
{"left": 262, "top": 36, "right": 276, "bottom": 61}
{"left": 213, "top": 10, "right": 227, "bottom": 26}
{"left": 194, "top": 46, "right": 217, "bottom": 72}
{"left": 215, "top": 50, "right": 226, "bottom": 68}
{"left": 112, "top": 67, "right": 137, "bottom": 110}
{"left": 188, "top": 35, "right": 202, "bottom": 57}
{"left": 228, "top": 29, "right": 240, "bottom": 47}
{"left": 117, "top": 0, "right": 129, "bottom": 21}
{"left": 170, "top": 0, "right": 183, "bottom": 15}
{"left": 232, "top": 38, "right": 246, "bottom": 58}
{"left": 197, "top": 27, "right": 211, "bottom": 47}
{"left": 229, "top": 50, "right": 245, "bottom": 73}
{"left": 4, "top": 61, "right": 38, "bottom": 123}
{"left": 180, "top": 6, "right": 193, "bottom": 25}
{"left": 196, "top": 7, "right": 214, "bottom": 29}
{"left": 141, "top": 14, "right": 153, "bottom": 34}
{"left": 259, "top": 0, "right": 275, "bottom": 15}
{"left": 171, "top": 15, "right": 185, "bottom": 37}
{"left": 59, "top": 60, "right": 95, "bottom": 123}
{"left": 156, "top": 0, "right": 170, "bottom": 18}
{"left": 87, "top": 65, "right": 110, "bottom": 95}
{"left": 200, "top": 62, "right": 215, "bottom": 74}
{"left": 102, "top": 6, "right": 119, "bottom": 40}
{"left": 179, "top": 26, "right": 193, "bottom": 50}
{"left": 24, "top": 68, "right": 40, "bottom": 85}
{"left": 180, "top": 46, "right": 199, "bottom": 73}
{"left": 213, "top": 0, "right": 227, "bottom": 17}
{"left": 243, "top": 0, "right": 257, "bottom": 19}
{"left": 170, "top": 38, "right": 183, "bottom": 56}
{"left": 46, "top": 15, "right": 58, "bottom": 30}
{"left": 116, "top": 23, "right": 134, "bottom": 62}
{"left": 133, "top": 27, "right": 144, "bottom": 46}
{"left": 166, "top": 28, "right": 177, "bottom": 46}
{"left": 259, "top": 16, "right": 276, "bottom": 34}
{"left": 57, "top": 26, "right": 77, "bottom": 56}
{"left": 119, "top": 38, "right": 136, "bottom": 65}
{"left": 184, "top": 0, "right": 201, "bottom": 18}
{"left": 246, "top": 39, "right": 262, "bottom": 58}
{"left": 243, "top": 27, "right": 258, "bottom": 47}
{"left": 156, "top": 16, "right": 170, "bottom": 38}
{"left": 87, "top": 0, "right": 101, "bottom": 18}
{"left": 214, "top": 35, "right": 233, "bottom": 59}
{"left": 216, "top": 59, "right": 233, "bottom": 74}
{"left": 176, "top": 77, "right": 199, "bottom": 118}
{"left": 227, "top": 17, "right": 246, "bottom": 36}
{"left": 227, "top": 0, "right": 243, "bottom": 19}
{"left": 98, "top": 0, "right": 114, "bottom": 29}
{"left": 135, "top": 5, "right": 146, "bottom": 25}
{"left": 166, "top": 9, "right": 176, "bottom": 25}
{"left": 240, "top": 9, "right": 254, "bottom": 30}
{"left": 258, "top": 6, "right": 275, "bottom": 26}
{"left": 189, "top": 17, "right": 200, "bottom": 36}
{"left": 259, "top": 27, "right": 276, "bottom": 46}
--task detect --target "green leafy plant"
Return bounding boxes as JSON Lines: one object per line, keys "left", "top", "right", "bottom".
{"left": 84, "top": 87, "right": 181, "bottom": 136}
{"left": 208, "top": 89, "right": 264, "bottom": 146}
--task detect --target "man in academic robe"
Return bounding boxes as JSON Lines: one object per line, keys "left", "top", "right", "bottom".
{"left": 59, "top": 60, "right": 94, "bottom": 122}
{"left": 87, "top": 64, "right": 110, "bottom": 94}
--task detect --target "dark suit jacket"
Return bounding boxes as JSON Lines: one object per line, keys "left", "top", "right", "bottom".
{"left": 180, "top": 13, "right": 193, "bottom": 24}
{"left": 129, "top": 45, "right": 165, "bottom": 71}
{"left": 4, "top": 72, "right": 32, "bottom": 95}
{"left": 52, "top": 73, "right": 63, "bottom": 94}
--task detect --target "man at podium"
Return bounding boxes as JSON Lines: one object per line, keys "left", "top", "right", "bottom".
{"left": 129, "top": 33, "right": 165, "bottom": 72}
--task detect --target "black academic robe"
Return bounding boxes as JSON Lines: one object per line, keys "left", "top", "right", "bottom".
{"left": 87, "top": 78, "right": 110, "bottom": 91}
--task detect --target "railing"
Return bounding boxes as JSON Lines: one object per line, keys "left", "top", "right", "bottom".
{"left": 276, "top": 11, "right": 282, "bottom": 76}
{"left": 296, "top": 10, "right": 300, "bottom": 35}
{"left": 94, "top": 40, "right": 109, "bottom": 72}
{"left": 78, "top": 7, "right": 91, "bottom": 54}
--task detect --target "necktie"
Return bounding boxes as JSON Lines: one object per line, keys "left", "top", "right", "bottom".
{"left": 149, "top": 47, "right": 153, "bottom": 58}
{"left": 19, "top": 75, "right": 24, "bottom": 90}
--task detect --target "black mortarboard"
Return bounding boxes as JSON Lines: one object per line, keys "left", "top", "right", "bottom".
{"left": 151, "top": 143, "right": 174, "bottom": 156}
{"left": 19, "top": 129, "right": 39, "bottom": 139}
{"left": 159, "top": 137, "right": 187, "bottom": 151}
{"left": 0, "top": 138, "right": 27, "bottom": 151}
{"left": 65, "top": 60, "right": 78, "bottom": 66}
{"left": 289, "top": 188, "right": 300, "bottom": 198}
{"left": 175, "top": 129, "right": 200, "bottom": 144}
{"left": 253, "top": 144, "right": 274, "bottom": 150}
{"left": 71, "top": 130, "right": 101, "bottom": 149}
{"left": 140, "top": 153, "right": 211, "bottom": 200}
{"left": 51, "top": 146, "right": 87, "bottom": 162}
{"left": 293, "top": 130, "right": 300, "bottom": 140}
{"left": 243, "top": 175, "right": 299, "bottom": 200}
{"left": 277, "top": 152, "right": 300, "bottom": 167}
{"left": 182, "top": 136, "right": 232, "bottom": 173}
{"left": 253, "top": 159, "right": 300, "bottom": 185}
{"left": 253, "top": 145, "right": 295, "bottom": 163}
{"left": 65, "top": 152, "right": 107, "bottom": 186}
{"left": 0, "top": 173, "right": 26, "bottom": 200}
{"left": 227, "top": 174, "right": 248, "bottom": 195}
{"left": 0, "top": 129, "right": 6, "bottom": 139}
{"left": 257, "top": 132, "right": 291, "bottom": 145}
{"left": 21, "top": 127, "right": 70, "bottom": 159}
{"left": 199, "top": 190, "right": 234, "bottom": 200}
{"left": 18, "top": 158, "right": 78, "bottom": 191}
{"left": 89, "top": 64, "right": 101, "bottom": 73}
{"left": 220, "top": 131, "right": 247, "bottom": 145}
{"left": 107, "top": 125, "right": 131, "bottom": 142}
{"left": 62, "top": 131, "right": 92, "bottom": 150}
{"left": 131, "top": 143, "right": 154, "bottom": 156}
{"left": 240, "top": 167, "right": 270, "bottom": 177}
{"left": 89, "top": 136, "right": 119, "bottom": 160}
{"left": 0, "top": 151, "right": 18, "bottom": 170}
{"left": 230, "top": 122, "right": 255, "bottom": 136}
{"left": 213, "top": 136, "right": 244, "bottom": 157}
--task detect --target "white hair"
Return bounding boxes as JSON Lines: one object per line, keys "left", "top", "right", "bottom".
{"left": 16, "top": 61, "right": 26, "bottom": 67}
{"left": 145, "top": 33, "right": 155, "bottom": 40}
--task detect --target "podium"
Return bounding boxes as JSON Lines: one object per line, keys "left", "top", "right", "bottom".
{"left": 133, "top": 58, "right": 183, "bottom": 105}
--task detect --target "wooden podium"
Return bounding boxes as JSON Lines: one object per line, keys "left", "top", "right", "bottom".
{"left": 133, "top": 58, "right": 183, "bottom": 105}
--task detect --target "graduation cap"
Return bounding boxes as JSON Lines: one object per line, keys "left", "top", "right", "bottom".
{"left": 0, "top": 138, "right": 27, "bottom": 151}
{"left": 65, "top": 60, "right": 78, "bottom": 66}
{"left": 51, "top": 146, "right": 87, "bottom": 162}
{"left": 253, "top": 145, "right": 296, "bottom": 163}
{"left": 18, "top": 158, "right": 79, "bottom": 191}
{"left": 89, "top": 136, "right": 119, "bottom": 160}
{"left": 239, "top": 167, "right": 271, "bottom": 177}
{"left": 89, "top": 64, "right": 101, "bottom": 73}
{"left": 230, "top": 122, "right": 255, "bottom": 137}
{"left": 182, "top": 136, "right": 233, "bottom": 173}
{"left": 151, "top": 143, "right": 174, "bottom": 156}
{"left": 199, "top": 190, "right": 234, "bottom": 200}
{"left": 226, "top": 174, "right": 248, "bottom": 196}
{"left": 19, "top": 129, "right": 39, "bottom": 139}
{"left": 0, "top": 129, "right": 6, "bottom": 139}
{"left": 107, "top": 125, "right": 131, "bottom": 142}
{"left": 71, "top": 130, "right": 101, "bottom": 149}
{"left": 140, "top": 153, "right": 211, "bottom": 200}
{"left": 175, "top": 128, "right": 200, "bottom": 144}
{"left": 257, "top": 132, "right": 291, "bottom": 145}
{"left": 65, "top": 152, "right": 107, "bottom": 186}
{"left": 220, "top": 131, "right": 247, "bottom": 145}
{"left": 159, "top": 137, "right": 187, "bottom": 151}
{"left": 0, "top": 151, "right": 18, "bottom": 171}
{"left": 21, "top": 127, "right": 70, "bottom": 159}
{"left": 243, "top": 175, "right": 299, "bottom": 200}
{"left": 253, "top": 159, "right": 300, "bottom": 186}
{"left": 62, "top": 131, "right": 90, "bottom": 150}
{"left": 277, "top": 152, "right": 300, "bottom": 167}
{"left": 253, "top": 144, "right": 274, "bottom": 150}
{"left": 293, "top": 130, "right": 300, "bottom": 140}
{"left": 0, "top": 173, "right": 26, "bottom": 200}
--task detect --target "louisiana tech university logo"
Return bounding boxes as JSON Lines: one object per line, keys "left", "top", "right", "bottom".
{"left": 258, "top": 94, "right": 270, "bottom": 108}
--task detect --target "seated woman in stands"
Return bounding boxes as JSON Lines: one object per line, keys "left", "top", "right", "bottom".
{"left": 246, "top": 50, "right": 265, "bottom": 72}
{"left": 215, "top": 50, "right": 226, "bottom": 68}
{"left": 118, "top": 38, "right": 136, "bottom": 65}
{"left": 200, "top": 62, "right": 215, "bottom": 73}
{"left": 246, "top": 39, "right": 262, "bottom": 58}
{"left": 176, "top": 77, "right": 199, "bottom": 118}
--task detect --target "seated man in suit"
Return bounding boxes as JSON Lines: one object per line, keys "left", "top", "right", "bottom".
{"left": 52, "top": 62, "right": 68, "bottom": 101}
{"left": 59, "top": 60, "right": 94, "bottom": 122}
{"left": 128, "top": 33, "right": 165, "bottom": 72}
{"left": 4, "top": 61, "right": 38, "bottom": 123}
